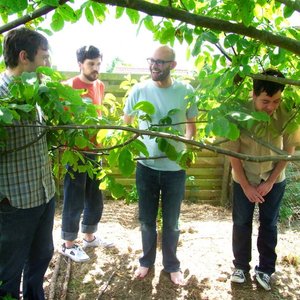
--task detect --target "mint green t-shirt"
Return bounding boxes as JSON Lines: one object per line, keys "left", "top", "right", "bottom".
{"left": 124, "top": 79, "right": 198, "bottom": 171}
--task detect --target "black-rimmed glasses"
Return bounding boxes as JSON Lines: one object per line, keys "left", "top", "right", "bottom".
{"left": 147, "top": 58, "right": 173, "bottom": 67}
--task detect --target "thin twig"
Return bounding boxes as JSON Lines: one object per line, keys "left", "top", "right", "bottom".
{"left": 60, "top": 257, "right": 72, "bottom": 300}
{"left": 97, "top": 269, "right": 118, "bottom": 299}
{"left": 48, "top": 254, "right": 62, "bottom": 300}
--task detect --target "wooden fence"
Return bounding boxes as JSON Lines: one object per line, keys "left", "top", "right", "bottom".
{"left": 62, "top": 72, "right": 230, "bottom": 206}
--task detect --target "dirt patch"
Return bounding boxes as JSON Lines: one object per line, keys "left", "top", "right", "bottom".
{"left": 45, "top": 201, "right": 300, "bottom": 300}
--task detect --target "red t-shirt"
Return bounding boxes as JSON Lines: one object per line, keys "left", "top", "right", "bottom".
{"left": 66, "top": 76, "right": 105, "bottom": 117}
{"left": 65, "top": 76, "right": 105, "bottom": 147}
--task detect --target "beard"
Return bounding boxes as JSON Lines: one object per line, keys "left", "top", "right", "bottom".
{"left": 83, "top": 71, "right": 99, "bottom": 82}
{"left": 150, "top": 67, "right": 170, "bottom": 82}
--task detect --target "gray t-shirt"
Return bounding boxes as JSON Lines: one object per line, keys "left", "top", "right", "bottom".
{"left": 124, "top": 79, "right": 198, "bottom": 171}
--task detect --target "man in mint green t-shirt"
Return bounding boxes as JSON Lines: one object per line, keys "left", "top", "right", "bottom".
{"left": 124, "top": 45, "right": 198, "bottom": 285}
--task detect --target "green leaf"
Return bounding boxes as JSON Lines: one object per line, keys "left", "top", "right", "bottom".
{"left": 133, "top": 101, "right": 155, "bottom": 115}
{"left": 211, "top": 117, "right": 240, "bottom": 139}
{"left": 143, "top": 16, "right": 154, "bottom": 31}
{"left": 159, "top": 116, "right": 172, "bottom": 125}
{"left": 10, "top": 104, "right": 34, "bottom": 113}
{"left": 0, "top": 107, "right": 14, "bottom": 124}
{"left": 110, "top": 181, "right": 126, "bottom": 199}
{"left": 91, "top": 2, "right": 106, "bottom": 22}
{"left": 50, "top": 12, "right": 64, "bottom": 31}
{"left": 41, "top": 0, "right": 59, "bottom": 7}
{"left": 57, "top": 4, "right": 78, "bottom": 22}
{"left": 168, "top": 108, "right": 180, "bottom": 116}
{"left": 157, "top": 138, "right": 178, "bottom": 161}
{"left": 75, "top": 134, "right": 88, "bottom": 149}
{"left": 85, "top": 6, "right": 94, "bottom": 25}
{"left": 157, "top": 138, "right": 167, "bottom": 152}
{"left": 36, "top": 66, "right": 64, "bottom": 81}
{"left": 251, "top": 111, "right": 270, "bottom": 122}
{"left": 224, "top": 34, "right": 239, "bottom": 48}
{"left": 202, "top": 31, "right": 219, "bottom": 44}
{"left": 131, "top": 139, "right": 149, "bottom": 157}
{"left": 184, "top": 28, "right": 193, "bottom": 45}
{"left": 61, "top": 149, "right": 76, "bottom": 165}
{"left": 283, "top": 6, "right": 295, "bottom": 18}
{"left": 160, "top": 27, "right": 175, "bottom": 44}
{"left": 107, "top": 149, "right": 119, "bottom": 168}
{"left": 126, "top": 8, "right": 140, "bottom": 24}
{"left": 164, "top": 142, "right": 178, "bottom": 161}
{"left": 227, "top": 111, "right": 253, "bottom": 121}
{"left": 47, "top": 82, "right": 83, "bottom": 104}
{"left": 4, "top": 0, "right": 27, "bottom": 13}
{"left": 115, "top": 6, "right": 125, "bottom": 19}
{"left": 118, "top": 148, "right": 135, "bottom": 176}
{"left": 227, "top": 123, "right": 240, "bottom": 140}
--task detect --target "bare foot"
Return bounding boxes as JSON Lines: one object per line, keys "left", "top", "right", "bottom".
{"left": 134, "top": 266, "right": 149, "bottom": 279}
{"left": 170, "top": 271, "right": 185, "bottom": 285}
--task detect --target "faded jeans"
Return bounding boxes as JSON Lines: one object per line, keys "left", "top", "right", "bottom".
{"left": 61, "top": 154, "right": 103, "bottom": 241}
{"left": 136, "top": 162, "right": 186, "bottom": 273}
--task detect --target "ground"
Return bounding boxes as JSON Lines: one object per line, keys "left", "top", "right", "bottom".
{"left": 45, "top": 200, "right": 300, "bottom": 300}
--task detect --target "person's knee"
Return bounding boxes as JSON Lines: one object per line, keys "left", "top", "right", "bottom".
{"left": 140, "top": 222, "right": 156, "bottom": 232}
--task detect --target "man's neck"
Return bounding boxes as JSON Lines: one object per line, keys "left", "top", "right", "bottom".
{"left": 153, "top": 76, "right": 173, "bottom": 88}
{"left": 78, "top": 74, "right": 93, "bottom": 84}
{"left": 5, "top": 66, "right": 24, "bottom": 77}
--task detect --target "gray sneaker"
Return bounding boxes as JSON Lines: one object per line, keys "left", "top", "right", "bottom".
{"left": 231, "top": 269, "right": 246, "bottom": 283}
{"left": 83, "top": 236, "right": 114, "bottom": 249}
{"left": 255, "top": 268, "right": 271, "bottom": 291}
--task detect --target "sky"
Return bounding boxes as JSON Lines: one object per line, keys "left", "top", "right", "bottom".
{"left": 46, "top": 13, "right": 194, "bottom": 72}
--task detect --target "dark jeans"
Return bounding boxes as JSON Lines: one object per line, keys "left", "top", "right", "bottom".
{"left": 0, "top": 197, "right": 55, "bottom": 300}
{"left": 61, "top": 154, "right": 103, "bottom": 241}
{"left": 136, "top": 163, "right": 186, "bottom": 273}
{"left": 232, "top": 180, "right": 286, "bottom": 275}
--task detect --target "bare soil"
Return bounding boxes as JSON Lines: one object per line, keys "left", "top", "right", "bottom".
{"left": 44, "top": 200, "right": 300, "bottom": 300}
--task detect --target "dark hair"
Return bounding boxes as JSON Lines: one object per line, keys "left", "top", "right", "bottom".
{"left": 253, "top": 68, "right": 285, "bottom": 97}
{"left": 3, "top": 27, "right": 49, "bottom": 68}
{"left": 76, "top": 45, "right": 103, "bottom": 63}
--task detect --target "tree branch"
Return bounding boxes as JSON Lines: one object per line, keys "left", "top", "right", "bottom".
{"left": 3, "top": 123, "right": 300, "bottom": 162}
{"left": 275, "top": 0, "right": 300, "bottom": 13}
{"left": 0, "top": 0, "right": 70, "bottom": 34}
{"left": 94, "top": 0, "right": 300, "bottom": 55}
{"left": 250, "top": 73, "right": 300, "bottom": 87}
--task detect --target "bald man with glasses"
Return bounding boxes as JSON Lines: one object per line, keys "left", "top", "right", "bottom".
{"left": 124, "top": 45, "right": 198, "bottom": 285}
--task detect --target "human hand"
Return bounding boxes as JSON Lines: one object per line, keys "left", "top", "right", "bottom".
{"left": 242, "top": 184, "right": 265, "bottom": 203}
{"left": 256, "top": 181, "right": 273, "bottom": 197}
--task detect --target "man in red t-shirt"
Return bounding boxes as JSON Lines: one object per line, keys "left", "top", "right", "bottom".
{"left": 60, "top": 45, "right": 114, "bottom": 262}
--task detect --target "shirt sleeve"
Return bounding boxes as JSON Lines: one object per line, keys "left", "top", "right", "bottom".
{"left": 283, "top": 127, "right": 300, "bottom": 148}
{"left": 123, "top": 84, "right": 139, "bottom": 116}
{"left": 185, "top": 85, "right": 198, "bottom": 119}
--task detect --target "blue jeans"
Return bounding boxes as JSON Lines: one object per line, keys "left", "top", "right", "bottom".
{"left": 232, "top": 180, "right": 286, "bottom": 275}
{"left": 136, "top": 163, "right": 186, "bottom": 273}
{"left": 0, "top": 197, "right": 55, "bottom": 300}
{"left": 61, "top": 154, "right": 103, "bottom": 241}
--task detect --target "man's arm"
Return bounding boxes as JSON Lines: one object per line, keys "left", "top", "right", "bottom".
{"left": 257, "top": 145, "right": 295, "bottom": 196}
{"left": 124, "top": 113, "right": 134, "bottom": 125}
{"left": 185, "top": 117, "right": 196, "bottom": 140}
{"left": 229, "top": 156, "right": 265, "bottom": 203}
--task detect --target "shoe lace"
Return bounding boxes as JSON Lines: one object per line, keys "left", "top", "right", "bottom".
{"left": 262, "top": 273, "right": 270, "bottom": 282}
{"left": 234, "top": 269, "right": 244, "bottom": 277}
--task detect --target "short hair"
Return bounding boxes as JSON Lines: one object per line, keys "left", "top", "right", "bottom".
{"left": 3, "top": 27, "right": 49, "bottom": 68}
{"left": 76, "top": 45, "right": 103, "bottom": 63}
{"left": 253, "top": 68, "right": 285, "bottom": 97}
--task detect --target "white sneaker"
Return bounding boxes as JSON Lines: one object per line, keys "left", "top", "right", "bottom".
{"left": 60, "top": 243, "right": 90, "bottom": 262}
{"left": 83, "top": 236, "right": 115, "bottom": 249}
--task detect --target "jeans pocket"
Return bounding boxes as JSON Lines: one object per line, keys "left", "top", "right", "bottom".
{"left": 0, "top": 198, "right": 17, "bottom": 214}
